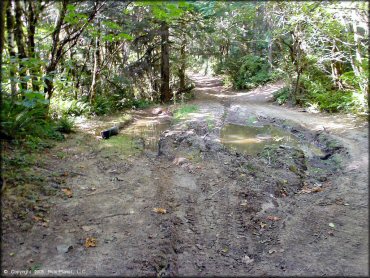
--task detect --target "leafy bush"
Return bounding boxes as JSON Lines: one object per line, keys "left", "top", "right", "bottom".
{"left": 132, "top": 99, "right": 152, "bottom": 109}
{"left": 91, "top": 95, "right": 115, "bottom": 115}
{"left": 235, "top": 55, "right": 271, "bottom": 89}
{"left": 0, "top": 99, "right": 64, "bottom": 141}
{"left": 50, "top": 97, "right": 90, "bottom": 117}
{"left": 215, "top": 54, "right": 272, "bottom": 90}
{"left": 273, "top": 87, "right": 291, "bottom": 105}
{"left": 55, "top": 116, "right": 75, "bottom": 134}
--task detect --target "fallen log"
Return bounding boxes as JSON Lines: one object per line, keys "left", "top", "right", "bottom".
{"left": 100, "top": 116, "right": 133, "bottom": 139}
{"left": 101, "top": 126, "right": 119, "bottom": 139}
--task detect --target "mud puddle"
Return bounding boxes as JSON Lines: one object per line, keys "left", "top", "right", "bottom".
{"left": 97, "top": 115, "right": 171, "bottom": 156}
{"left": 122, "top": 118, "right": 171, "bottom": 151}
{"left": 221, "top": 123, "right": 324, "bottom": 157}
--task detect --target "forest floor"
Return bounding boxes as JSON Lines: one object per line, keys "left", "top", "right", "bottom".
{"left": 2, "top": 73, "right": 368, "bottom": 276}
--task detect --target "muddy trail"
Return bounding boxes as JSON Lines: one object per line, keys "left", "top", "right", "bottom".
{"left": 2, "top": 74, "right": 368, "bottom": 276}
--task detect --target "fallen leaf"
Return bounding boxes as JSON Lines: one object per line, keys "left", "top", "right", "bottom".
{"left": 299, "top": 186, "right": 322, "bottom": 194}
{"left": 267, "top": 216, "right": 281, "bottom": 221}
{"left": 153, "top": 207, "right": 167, "bottom": 214}
{"left": 328, "top": 222, "right": 335, "bottom": 228}
{"left": 84, "top": 237, "right": 97, "bottom": 248}
{"left": 62, "top": 188, "right": 73, "bottom": 198}
{"left": 9, "top": 252, "right": 15, "bottom": 257}
{"left": 259, "top": 222, "right": 267, "bottom": 228}
{"left": 32, "top": 216, "right": 43, "bottom": 222}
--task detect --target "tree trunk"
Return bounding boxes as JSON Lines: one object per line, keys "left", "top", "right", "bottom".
{"left": 178, "top": 36, "right": 186, "bottom": 91}
{"left": 44, "top": 0, "right": 68, "bottom": 100}
{"left": 14, "top": 0, "right": 27, "bottom": 92}
{"left": 6, "top": 0, "right": 16, "bottom": 99}
{"left": 330, "top": 39, "right": 343, "bottom": 89}
{"left": 267, "top": 34, "right": 273, "bottom": 72}
{"left": 89, "top": 30, "right": 101, "bottom": 103}
{"left": 160, "top": 21, "right": 171, "bottom": 102}
{"left": 27, "top": 1, "right": 40, "bottom": 92}
{"left": 0, "top": 1, "right": 6, "bottom": 74}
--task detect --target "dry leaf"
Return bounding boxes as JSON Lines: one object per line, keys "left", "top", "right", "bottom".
{"left": 267, "top": 216, "right": 281, "bottom": 221}
{"left": 84, "top": 237, "right": 97, "bottom": 248}
{"left": 32, "top": 216, "right": 43, "bottom": 222}
{"left": 152, "top": 207, "right": 167, "bottom": 214}
{"left": 299, "top": 186, "right": 322, "bottom": 194}
{"left": 62, "top": 188, "right": 73, "bottom": 198}
{"left": 259, "top": 222, "right": 267, "bottom": 228}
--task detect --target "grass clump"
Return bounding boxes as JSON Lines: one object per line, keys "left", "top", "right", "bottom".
{"left": 173, "top": 104, "right": 199, "bottom": 121}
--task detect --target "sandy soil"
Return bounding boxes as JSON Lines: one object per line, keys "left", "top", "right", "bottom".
{"left": 1, "top": 73, "right": 368, "bottom": 276}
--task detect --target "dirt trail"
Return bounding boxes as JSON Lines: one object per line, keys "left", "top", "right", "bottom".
{"left": 2, "top": 74, "right": 368, "bottom": 276}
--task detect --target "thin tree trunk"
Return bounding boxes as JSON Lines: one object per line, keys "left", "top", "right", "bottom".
{"left": 178, "top": 36, "right": 186, "bottom": 91}
{"left": 160, "top": 21, "right": 171, "bottom": 102}
{"left": 27, "top": 1, "right": 40, "bottom": 92}
{"left": 89, "top": 35, "right": 100, "bottom": 103}
{"left": 267, "top": 35, "right": 273, "bottom": 72}
{"left": 6, "top": 0, "right": 16, "bottom": 99}
{"left": 14, "top": 0, "right": 27, "bottom": 92}
{"left": 0, "top": 1, "right": 6, "bottom": 73}
{"left": 330, "top": 39, "right": 343, "bottom": 89}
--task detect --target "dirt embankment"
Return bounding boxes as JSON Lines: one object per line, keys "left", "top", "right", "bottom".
{"left": 1, "top": 74, "right": 368, "bottom": 276}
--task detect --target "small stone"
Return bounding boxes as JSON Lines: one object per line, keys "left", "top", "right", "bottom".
{"left": 81, "top": 226, "right": 93, "bottom": 232}
{"left": 242, "top": 255, "right": 254, "bottom": 265}
{"left": 57, "top": 244, "right": 73, "bottom": 254}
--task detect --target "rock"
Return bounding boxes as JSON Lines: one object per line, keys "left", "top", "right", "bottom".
{"left": 152, "top": 108, "right": 163, "bottom": 115}
{"left": 242, "top": 255, "right": 254, "bottom": 265}
{"left": 56, "top": 244, "right": 73, "bottom": 254}
{"left": 173, "top": 157, "right": 188, "bottom": 166}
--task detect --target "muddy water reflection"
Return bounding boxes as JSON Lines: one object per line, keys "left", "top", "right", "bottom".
{"left": 221, "top": 124, "right": 323, "bottom": 157}
{"left": 122, "top": 118, "right": 171, "bottom": 151}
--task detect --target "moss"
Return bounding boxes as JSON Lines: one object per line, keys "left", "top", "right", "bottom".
{"left": 289, "top": 165, "right": 298, "bottom": 174}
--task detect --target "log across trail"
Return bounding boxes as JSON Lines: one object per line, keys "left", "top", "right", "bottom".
{"left": 1, "top": 75, "right": 368, "bottom": 276}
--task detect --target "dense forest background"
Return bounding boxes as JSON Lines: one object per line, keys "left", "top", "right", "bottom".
{"left": 0, "top": 1, "right": 368, "bottom": 142}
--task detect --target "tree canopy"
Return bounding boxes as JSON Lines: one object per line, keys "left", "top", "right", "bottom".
{"left": 0, "top": 1, "right": 368, "bottom": 140}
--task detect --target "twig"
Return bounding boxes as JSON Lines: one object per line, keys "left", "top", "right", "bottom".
{"left": 206, "top": 187, "right": 226, "bottom": 200}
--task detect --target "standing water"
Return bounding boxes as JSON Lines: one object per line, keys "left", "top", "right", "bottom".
{"left": 221, "top": 124, "right": 323, "bottom": 157}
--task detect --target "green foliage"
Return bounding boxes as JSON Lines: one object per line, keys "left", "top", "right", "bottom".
{"left": 132, "top": 99, "right": 152, "bottom": 109}
{"left": 0, "top": 99, "right": 65, "bottom": 142}
{"left": 55, "top": 116, "right": 75, "bottom": 134}
{"left": 273, "top": 87, "right": 291, "bottom": 105}
{"left": 91, "top": 95, "right": 116, "bottom": 116}
{"left": 50, "top": 98, "right": 89, "bottom": 117}
{"left": 173, "top": 104, "right": 199, "bottom": 120}
{"left": 216, "top": 54, "right": 272, "bottom": 90}
{"left": 235, "top": 55, "right": 271, "bottom": 89}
